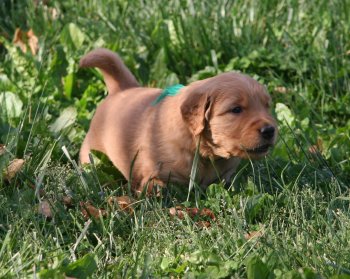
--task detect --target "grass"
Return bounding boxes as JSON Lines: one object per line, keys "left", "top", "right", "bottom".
{"left": 0, "top": 0, "right": 350, "bottom": 278}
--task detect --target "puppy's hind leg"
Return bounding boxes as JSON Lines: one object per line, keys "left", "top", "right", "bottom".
{"left": 80, "top": 136, "right": 91, "bottom": 164}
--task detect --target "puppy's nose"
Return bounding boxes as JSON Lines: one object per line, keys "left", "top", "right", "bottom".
{"left": 260, "top": 125, "right": 275, "bottom": 140}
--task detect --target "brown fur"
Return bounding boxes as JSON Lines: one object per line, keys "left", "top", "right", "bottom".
{"left": 80, "top": 48, "right": 277, "bottom": 194}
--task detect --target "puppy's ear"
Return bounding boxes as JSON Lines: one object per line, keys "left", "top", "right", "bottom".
{"left": 181, "top": 91, "right": 212, "bottom": 136}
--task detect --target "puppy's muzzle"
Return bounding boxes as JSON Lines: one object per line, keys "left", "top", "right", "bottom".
{"left": 260, "top": 125, "right": 275, "bottom": 140}
{"left": 246, "top": 124, "right": 276, "bottom": 155}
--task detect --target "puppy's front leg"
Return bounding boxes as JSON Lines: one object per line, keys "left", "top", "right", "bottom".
{"left": 134, "top": 177, "right": 165, "bottom": 196}
{"left": 200, "top": 157, "right": 241, "bottom": 187}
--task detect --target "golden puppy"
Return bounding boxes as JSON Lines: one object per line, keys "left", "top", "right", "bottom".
{"left": 80, "top": 48, "right": 277, "bottom": 193}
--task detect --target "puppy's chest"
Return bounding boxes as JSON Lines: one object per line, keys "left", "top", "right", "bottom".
{"left": 156, "top": 152, "right": 240, "bottom": 187}
{"left": 198, "top": 157, "right": 241, "bottom": 187}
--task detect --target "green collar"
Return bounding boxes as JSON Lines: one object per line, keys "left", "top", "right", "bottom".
{"left": 152, "top": 84, "right": 184, "bottom": 105}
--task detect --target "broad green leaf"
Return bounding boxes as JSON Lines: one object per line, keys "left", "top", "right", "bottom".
{"left": 300, "top": 117, "right": 310, "bottom": 130}
{"left": 275, "top": 103, "right": 295, "bottom": 127}
{"left": 60, "top": 23, "right": 85, "bottom": 50}
{"left": 0, "top": 74, "right": 12, "bottom": 90}
{"left": 277, "top": 268, "right": 318, "bottom": 279}
{"left": 330, "top": 275, "right": 350, "bottom": 279}
{"left": 277, "top": 270, "right": 302, "bottom": 279}
{"left": 200, "top": 260, "right": 238, "bottom": 279}
{"left": 39, "top": 268, "right": 65, "bottom": 279}
{"left": 165, "top": 19, "right": 180, "bottom": 46}
{"left": 63, "top": 73, "right": 75, "bottom": 99}
{"left": 163, "top": 72, "right": 180, "bottom": 87}
{"left": 205, "top": 183, "right": 232, "bottom": 212}
{"left": 49, "top": 107, "right": 77, "bottom": 134}
{"left": 173, "top": 262, "right": 188, "bottom": 274}
{"left": 151, "top": 48, "right": 168, "bottom": 81}
{"left": 246, "top": 255, "right": 270, "bottom": 279}
{"left": 244, "top": 193, "right": 273, "bottom": 222}
{"left": 160, "top": 257, "right": 171, "bottom": 270}
{"left": 188, "top": 66, "right": 217, "bottom": 82}
{"left": 64, "top": 254, "right": 97, "bottom": 278}
{"left": 224, "top": 57, "right": 240, "bottom": 71}
{"left": 0, "top": 91, "right": 23, "bottom": 118}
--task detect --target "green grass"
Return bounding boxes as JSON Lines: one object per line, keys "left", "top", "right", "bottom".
{"left": 0, "top": 0, "right": 350, "bottom": 278}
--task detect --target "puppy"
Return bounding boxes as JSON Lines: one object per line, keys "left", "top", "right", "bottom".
{"left": 79, "top": 48, "right": 277, "bottom": 194}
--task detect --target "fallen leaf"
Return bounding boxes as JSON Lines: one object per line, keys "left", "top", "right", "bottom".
{"left": 33, "top": 0, "right": 49, "bottom": 7}
{"left": 309, "top": 145, "right": 319, "bottom": 154}
{"left": 244, "top": 230, "right": 264, "bottom": 240}
{"left": 49, "top": 7, "right": 59, "bottom": 20}
{"left": 63, "top": 196, "right": 74, "bottom": 207}
{"left": 199, "top": 208, "right": 217, "bottom": 221}
{"left": 309, "top": 138, "right": 323, "bottom": 154}
{"left": 80, "top": 201, "right": 107, "bottom": 219}
{"left": 196, "top": 221, "right": 211, "bottom": 228}
{"left": 38, "top": 200, "right": 52, "bottom": 218}
{"left": 107, "top": 195, "right": 134, "bottom": 214}
{"left": 346, "top": 50, "right": 350, "bottom": 55}
{"left": 0, "top": 144, "right": 6, "bottom": 156}
{"left": 27, "top": 29, "right": 39, "bottom": 55}
{"left": 169, "top": 206, "right": 217, "bottom": 227}
{"left": 169, "top": 206, "right": 185, "bottom": 219}
{"left": 13, "top": 28, "right": 27, "bottom": 53}
{"left": 274, "top": 86, "right": 288, "bottom": 94}
{"left": 4, "top": 158, "right": 25, "bottom": 180}
{"left": 185, "top": 207, "right": 200, "bottom": 218}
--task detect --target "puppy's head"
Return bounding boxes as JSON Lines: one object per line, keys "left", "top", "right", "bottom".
{"left": 181, "top": 72, "right": 277, "bottom": 159}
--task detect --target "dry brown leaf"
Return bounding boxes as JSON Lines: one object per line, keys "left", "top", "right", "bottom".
{"left": 62, "top": 196, "right": 74, "bottom": 207}
{"left": 199, "top": 208, "right": 216, "bottom": 221}
{"left": 0, "top": 144, "right": 6, "bottom": 156}
{"left": 34, "top": 0, "right": 50, "bottom": 6}
{"left": 38, "top": 200, "right": 52, "bottom": 218}
{"left": 50, "top": 7, "right": 59, "bottom": 20}
{"left": 80, "top": 201, "right": 107, "bottom": 219}
{"left": 346, "top": 50, "right": 350, "bottom": 55}
{"left": 169, "top": 206, "right": 217, "bottom": 228}
{"left": 169, "top": 206, "right": 186, "bottom": 219}
{"left": 244, "top": 230, "right": 264, "bottom": 240}
{"left": 185, "top": 207, "right": 200, "bottom": 218}
{"left": 196, "top": 221, "right": 211, "bottom": 228}
{"left": 27, "top": 29, "right": 39, "bottom": 55}
{"left": 13, "top": 28, "right": 27, "bottom": 53}
{"left": 107, "top": 195, "right": 134, "bottom": 214}
{"left": 316, "top": 138, "right": 323, "bottom": 151}
{"left": 309, "top": 138, "right": 323, "bottom": 154}
{"left": 5, "top": 158, "right": 25, "bottom": 180}
{"left": 308, "top": 145, "right": 319, "bottom": 154}
{"left": 274, "top": 86, "right": 289, "bottom": 94}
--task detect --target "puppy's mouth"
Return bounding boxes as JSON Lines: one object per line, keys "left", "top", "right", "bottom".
{"left": 244, "top": 144, "right": 272, "bottom": 154}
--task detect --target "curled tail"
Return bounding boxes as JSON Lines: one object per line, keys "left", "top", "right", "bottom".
{"left": 79, "top": 48, "right": 139, "bottom": 94}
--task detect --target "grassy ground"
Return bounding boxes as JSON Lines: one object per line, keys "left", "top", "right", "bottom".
{"left": 0, "top": 0, "right": 350, "bottom": 278}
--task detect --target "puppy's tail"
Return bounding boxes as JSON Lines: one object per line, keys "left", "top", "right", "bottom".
{"left": 79, "top": 48, "right": 139, "bottom": 94}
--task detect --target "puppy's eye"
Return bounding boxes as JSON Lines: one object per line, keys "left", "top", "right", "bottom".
{"left": 231, "top": 106, "right": 243, "bottom": 114}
